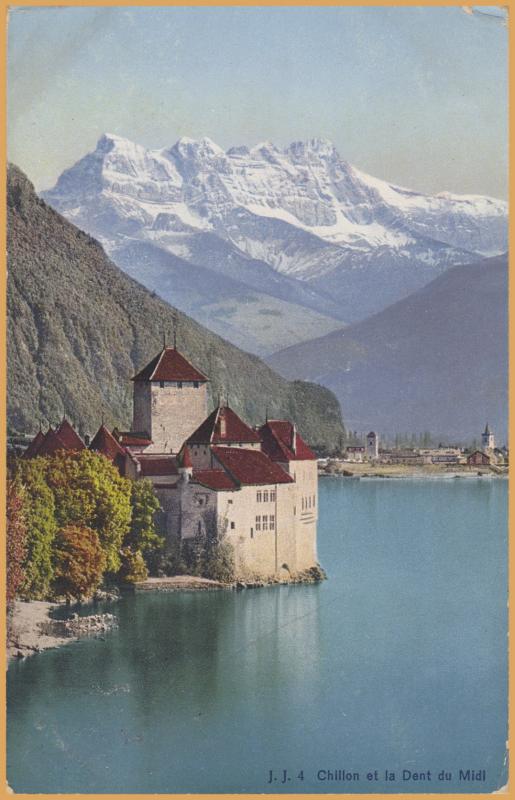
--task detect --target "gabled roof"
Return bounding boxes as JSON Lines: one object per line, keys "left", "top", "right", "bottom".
{"left": 188, "top": 405, "right": 261, "bottom": 445}
{"left": 191, "top": 469, "right": 238, "bottom": 491}
{"left": 132, "top": 347, "right": 209, "bottom": 383}
{"left": 212, "top": 446, "right": 293, "bottom": 486}
{"left": 36, "top": 428, "right": 69, "bottom": 457}
{"left": 24, "top": 429, "right": 45, "bottom": 458}
{"left": 136, "top": 456, "right": 178, "bottom": 477}
{"left": 259, "top": 420, "right": 316, "bottom": 462}
{"left": 90, "top": 424, "right": 127, "bottom": 461}
{"left": 55, "top": 418, "right": 85, "bottom": 451}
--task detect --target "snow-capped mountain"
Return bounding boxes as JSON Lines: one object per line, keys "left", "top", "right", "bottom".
{"left": 42, "top": 133, "right": 507, "bottom": 352}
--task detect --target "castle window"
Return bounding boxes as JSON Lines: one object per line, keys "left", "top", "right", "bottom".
{"left": 256, "top": 491, "right": 262, "bottom": 502}
{"left": 197, "top": 521, "right": 202, "bottom": 534}
{"left": 255, "top": 515, "right": 261, "bottom": 531}
{"left": 230, "top": 521, "right": 235, "bottom": 529}
{"left": 228, "top": 499, "right": 233, "bottom": 505}
{"left": 270, "top": 515, "right": 275, "bottom": 530}
{"left": 262, "top": 515, "right": 268, "bottom": 531}
{"left": 194, "top": 382, "right": 199, "bottom": 388}
{"left": 263, "top": 490, "right": 269, "bottom": 502}
{"left": 178, "top": 382, "right": 183, "bottom": 389}
{"left": 250, "top": 528, "right": 254, "bottom": 539}
{"left": 270, "top": 490, "right": 276, "bottom": 502}
{"left": 160, "top": 381, "right": 165, "bottom": 388}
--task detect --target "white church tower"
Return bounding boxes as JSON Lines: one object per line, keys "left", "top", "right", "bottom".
{"left": 366, "top": 431, "right": 379, "bottom": 459}
{"left": 481, "top": 423, "right": 495, "bottom": 451}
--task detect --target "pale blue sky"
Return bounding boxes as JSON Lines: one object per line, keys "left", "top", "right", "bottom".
{"left": 8, "top": 5, "right": 508, "bottom": 197}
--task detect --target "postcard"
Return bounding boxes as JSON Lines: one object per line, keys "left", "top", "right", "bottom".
{"left": 5, "top": 3, "right": 509, "bottom": 795}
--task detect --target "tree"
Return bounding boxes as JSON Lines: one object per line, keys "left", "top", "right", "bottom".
{"left": 199, "top": 509, "right": 234, "bottom": 583}
{"left": 118, "top": 547, "right": 148, "bottom": 584}
{"left": 6, "top": 480, "right": 28, "bottom": 606}
{"left": 125, "top": 479, "right": 163, "bottom": 566}
{"left": 45, "top": 451, "right": 132, "bottom": 573}
{"left": 14, "top": 457, "right": 57, "bottom": 599}
{"left": 52, "top": 524, "right": 106, "bottom": 601}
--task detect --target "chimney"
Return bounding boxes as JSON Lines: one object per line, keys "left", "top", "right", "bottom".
{"left": 84, "top": 434, "right": 91, "bottom": 447}
{"left": 291, "top": 423, "right": 297, "bottom": 455}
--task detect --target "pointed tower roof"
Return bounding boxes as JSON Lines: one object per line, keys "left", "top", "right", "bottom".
{"left": 23, "top": 429, "right": 45, "bottom": 458}
{"left": 187, "top": 405, "right": 261, "bottom": 445}
{"left": 36, "top": 428, "right": 69, "bottom": 457}
{"left": 132, "top": 347, "right": 209, "bottom": 383}
{"left": 55, "top": 418, "right": 85, "bottom": 451}
{"left": 258, "top": 420, "right": 316, "bottom": 462}
{"left": 484, "top": 423, "right": 491, "bottom": 435}
{"left": 90, "top": 424, "right": 127, "bottom": 461}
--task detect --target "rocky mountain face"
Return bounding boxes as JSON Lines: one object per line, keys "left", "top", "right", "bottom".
{"left": 42, "top": 134, "right": 507, "bottom": 354}
{"left": 7, "top": 163, "right": 344, "bottom": 450}
{"left": 267, "top": 254, "right": 508, "bottom": 441}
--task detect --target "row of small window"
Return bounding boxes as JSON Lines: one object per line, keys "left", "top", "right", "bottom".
{"left": 302, "top": 495, "right": 316, "bottom": 511}
{"left": 256, "top": 490, "right": 276, "bottom": 503}
{"left": 255, "top": 514, "right": 275, "bottom": 531}
{"left": 159, "top": 381, "right": 200, "bottom": 389}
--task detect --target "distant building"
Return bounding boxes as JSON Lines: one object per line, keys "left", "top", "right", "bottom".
{"left": 481, "top": 423, "right": 495, "bottom": 451}
{"left": 345, "top": 446, "right": 365, "bottom": 463}
{"left": 366, "top": 431, "right": 379, "bottom": 460}
{"left": 467, "top": 450, "right": 491, "bottom": 466}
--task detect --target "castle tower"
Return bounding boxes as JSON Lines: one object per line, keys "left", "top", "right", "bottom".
{"left": 131, "top": 346, "right": 209, "bottom": 454}
{"left": 481, "top": 423, "right": 495, "bottom": 451}
{"left": 366, "top": 431, "right": 379, "bottom": 459}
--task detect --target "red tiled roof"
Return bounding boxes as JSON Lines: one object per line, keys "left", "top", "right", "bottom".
{"left": 132, "top": 347, "right": 208, "bottom": 383}
{"left": 212, "top": 446, "right": 292, "bottom": 486}
{"left": 136, "top": 456, "right": 178, "bottom": 477}
{"left": 259, "top": 420, "right": 316, "bottom": 462}
{"left": 115, "top": 431, "right": 153, "bottom": 447}
{"left": 188, "top": 405, "right": 261, "bottom": 445}
{"left": 55, "top": 419, "right": 85, "bottom": 451}
{"left": 192, "top": 469, "right": 238, "bottom": 491}
{"left": 36, "top": 429, "right": 69, "bottom": 457}
{"left": 90, "top": 425, "right": 127, "bottom": 461}
{"left": 24, "top": 430, "right": 45, "bottom": 458}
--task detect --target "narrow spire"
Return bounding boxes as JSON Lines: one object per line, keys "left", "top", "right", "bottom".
{"left": 173, "top": 315, "right": 178, "bottom": 350}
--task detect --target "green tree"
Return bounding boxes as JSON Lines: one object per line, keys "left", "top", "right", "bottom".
{"left": 118, "top": 547, "right": 148, "bottom": 584}
{"left": 14, "top": 457, "right": 57, "bottom": 599}
{"left": 45, "top": 451, "right": 132, "bottom": 573}
{"left": 6, "top": 479, "right": 28, "bottom": 607}
{"left": 52, "top": 524, "right": 106, "bottom": 601}
{"left": 125, "top": 479, "right": 163, "bottom": 563}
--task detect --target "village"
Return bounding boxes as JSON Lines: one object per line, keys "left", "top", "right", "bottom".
{"left": 318, "top": 426, "right": 509, "bottom": 478}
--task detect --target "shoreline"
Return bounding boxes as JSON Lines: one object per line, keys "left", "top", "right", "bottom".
{"left": 319, "top": 465, "right": 508, "bottom": 480}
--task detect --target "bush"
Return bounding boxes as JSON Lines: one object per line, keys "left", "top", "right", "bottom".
{"left": 117, "top": 547, "right": 148, "bottom": 584}
{"left": 52, "top": 524, "right": 106, "bottom": 601}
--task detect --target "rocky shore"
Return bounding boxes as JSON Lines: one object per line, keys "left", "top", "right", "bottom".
{"left": 136, "top": 566, "right": 327, "bottom": 592}
{"left": 7, "top": 600, "right": 118, "bottom": 662}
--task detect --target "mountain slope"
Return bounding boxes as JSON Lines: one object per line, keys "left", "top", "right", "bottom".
{"left": 42, "top": 134, "right": 507, "bottom": 344}
{"left": 7, "top": 164, "right": 344, "bottom": 449}
{"left": 267, "top": 254, "right": 508, "bottom": 440}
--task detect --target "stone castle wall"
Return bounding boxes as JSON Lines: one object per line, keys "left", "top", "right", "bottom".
{"left": 136, "top": 383, "right": 207, "bottom": 453}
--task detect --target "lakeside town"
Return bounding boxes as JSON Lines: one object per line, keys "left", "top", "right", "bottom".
{"left": 318, "top": 425, "right": 508, "bottom": 478}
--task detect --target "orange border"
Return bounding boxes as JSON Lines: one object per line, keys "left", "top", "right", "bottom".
{"left": 0, "top": 2, "right": 511, "bottom": 800}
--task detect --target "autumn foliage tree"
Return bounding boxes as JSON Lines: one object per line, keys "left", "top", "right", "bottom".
{"left": 6, "top": 480, "right": 28, "bottom": 607}
{"left": 13, "top": 458, "right": 57, "bottom": 599}
{"left": 52, "top": 524, "right": 106, "bottom": 601}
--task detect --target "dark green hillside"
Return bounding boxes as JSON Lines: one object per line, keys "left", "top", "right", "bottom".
{"left": 7, "top": 164, "right": 344, "bottom": 449}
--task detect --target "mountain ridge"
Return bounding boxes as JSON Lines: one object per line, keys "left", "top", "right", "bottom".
{"left": 41, "top": 133, "right": 507, "bottom": 352}
{"left": 267, "top": 253, "right": 508, "bottom": 441}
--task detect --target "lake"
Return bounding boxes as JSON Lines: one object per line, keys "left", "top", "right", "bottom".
{"left": 7, "top": 477, "right": 508, "bottom": 793}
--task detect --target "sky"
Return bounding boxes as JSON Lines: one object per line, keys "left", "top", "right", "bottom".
{"left": 7, "top": 5, "right": 508, "bottom": 198}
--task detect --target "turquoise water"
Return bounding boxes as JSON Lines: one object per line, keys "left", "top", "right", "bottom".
{"left": 7, "top": 478, "right": 508, "bottom": 793}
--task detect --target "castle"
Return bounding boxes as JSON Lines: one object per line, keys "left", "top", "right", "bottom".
{"left": 25, "top": 346, "right": 320, "bottom": 582}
